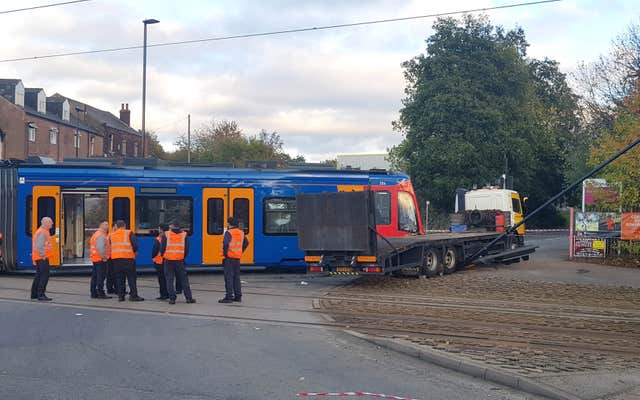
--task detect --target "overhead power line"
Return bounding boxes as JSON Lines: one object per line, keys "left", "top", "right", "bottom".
{"left": 0, "top": 0, "right": 560, "bottom": 63}
{"left": 0, "top": 0, "right": 90, "bottom": 15}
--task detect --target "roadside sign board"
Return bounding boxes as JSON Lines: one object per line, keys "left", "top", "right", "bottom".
{"left": 622, "top": 213, "right": 640, "bottom": 240}
{"left": 574, "top": 235, "right": 606, "bottom": 258}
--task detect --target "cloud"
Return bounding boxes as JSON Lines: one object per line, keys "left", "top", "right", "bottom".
{"left": 1, "top": 0, "right": 637, "bottom": 163}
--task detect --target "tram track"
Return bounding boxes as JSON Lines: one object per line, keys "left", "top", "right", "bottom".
{"left": 1, "top": 280, "right": 639, "bottom": 359}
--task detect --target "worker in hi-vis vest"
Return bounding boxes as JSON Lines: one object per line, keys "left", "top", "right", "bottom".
{"left": 109, "top": 220, "right": 144, "bottom": 302}
{"left": 160, "top": 220, "right": 196, "bottom": 305}
{"left": 30, "top": 217, "right": 54, "bottom": 301}
{"left": 219, "top": 216, "right": 249, "bottom": 304}
{"left": 89, "top": 221, "right": 111, "bottom": 299}
{"left": 151, "top": 224, "right": 182, "bottom": 300}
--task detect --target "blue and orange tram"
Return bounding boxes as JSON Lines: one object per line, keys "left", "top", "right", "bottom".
{"left": 0, "top": 159, "right": 423, "bottom": 272}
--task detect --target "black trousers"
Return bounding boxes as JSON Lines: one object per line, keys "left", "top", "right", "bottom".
{"left": 90, "top": 261, "right": 107, "bottom": 296}
{"left": 223, "top": 258, "right": 241, "bottom": 300}
{"left": 165, "top": 260, "right": 192, "bottom": 301}
{"left": 155, "top": 262, "right": 183, "bottom": 297}
{"left": 106, "top": 259, "right": 117, "bottom": 293}
{"left": 31, "top": 259, "right": 50, "bottom": 299}
{"left": 113, "top": 258, "right": 138, "bottom": 298}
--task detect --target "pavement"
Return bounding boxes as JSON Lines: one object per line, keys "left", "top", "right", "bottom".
{"left": 0, "top": 272, "right": 540, "bottom": 400}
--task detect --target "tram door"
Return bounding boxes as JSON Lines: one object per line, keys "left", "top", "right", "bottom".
{"left": 109, "top": 187, "right": 136, "bottom": 231}
{"left": 202, "top": 188, "right": 254, "bottom": 265}
{"left": 32, "top": 186, "right": 61, "bottom": 266}
{"left": 59, "top": 191, "right": 108, "bottom": 266}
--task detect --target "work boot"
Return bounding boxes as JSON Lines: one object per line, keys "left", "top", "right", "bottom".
{"left": 129, "top": 296, "right": 144, "bottom": 302}
{"left": 118, "top": 296, "right": 126, "bottom": 302}
{"left": 168, "top": 298, "right": 176, "bottom": 305}
{"left": 186, "top": 298, "right": 196, "bottom": 304}
{"left": 233, "top": 296, "right": 242, "bottom": 303}
{"left": 218, "top": 298, "right": 233, "bottom": 304}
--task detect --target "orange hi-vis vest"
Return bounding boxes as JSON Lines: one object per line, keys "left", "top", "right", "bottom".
{"left": 32, "top": 227, "right": 54, "bottom": 263}
{"left": 90, "top": 230, "right": 109, "bottom": 262}
{"left": 152, "top": 236, "right": 163, "bottom": 264}
{"left": 164, "top": 231, "right": 186, "bottom": 261}
{"left": 109, "top": 229, "right": 135, "bottom": 259}
{"left": 226, "top": 228, "right": 245, "bottom": 259}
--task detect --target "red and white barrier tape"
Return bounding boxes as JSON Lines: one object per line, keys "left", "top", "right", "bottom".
{"left": 297, "top": 392, "right": 419, "bottom": 400}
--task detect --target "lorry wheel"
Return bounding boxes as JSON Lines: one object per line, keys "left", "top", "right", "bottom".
{"left": 421, "top": 248, "right": 441, "bottom": 277}
{"left": 443, "top": 247, "right": 457, "bottom": 274}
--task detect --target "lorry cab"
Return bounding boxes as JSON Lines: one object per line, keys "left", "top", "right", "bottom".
{"left": 464, "top": 188, "right": 525, "bottom": 234}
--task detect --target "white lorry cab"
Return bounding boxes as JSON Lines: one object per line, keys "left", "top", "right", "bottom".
{"left": 461, "top": 187, "right": 526, "bottom": 234}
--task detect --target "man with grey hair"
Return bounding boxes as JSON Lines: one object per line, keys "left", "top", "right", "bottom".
{"left": 30, "top": 217, "right": 54, "bottom": 301}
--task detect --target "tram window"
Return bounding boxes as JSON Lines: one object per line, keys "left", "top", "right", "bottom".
{"left": 398, "top": 191, "right": 418, "bottom": 233}
{"left": 25, "top": 195, "right": 32, "bottom": 237}
{"left": 136, "top": 197, "right": 193, "bottom": 236}
{"left": 264, "top": 198, "right": 296, "bottom": 235}
{"left": 207, "top": 198, "right": 224, "bottom": 235}
{"left": 37, "top": 196, "right": 56, "bottom": 235}
{"left": 374, "top": 191, "right": 391, "bottom": 225}
{"left": 112, "top": 197, "right": 130, "bottom": 228}
{"left": 232, "top": 198, "right": 250, "bottom": 234}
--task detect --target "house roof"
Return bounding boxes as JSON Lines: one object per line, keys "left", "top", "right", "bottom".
{"left": 25, "top": 87, "right": 44, "bottom": 93}
{"left": 50, "top": 93, "right": 140, "bottom": 136}
{"left": 24, "top": 105, "right": 99, "bottom": 135}
{"left": 0, "top": 79, "right": 22, "bottom": 85}
{"left": 46, "top": 96, "right": 67, "bottom": 103}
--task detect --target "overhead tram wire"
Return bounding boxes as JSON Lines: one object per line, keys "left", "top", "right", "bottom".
{"left": 0, "top": 0, "right": 560, "bottom": 63}
{"left": 0, "top": 0, "right": 90, "bottom": 15}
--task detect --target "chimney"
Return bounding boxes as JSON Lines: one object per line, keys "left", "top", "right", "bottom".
{"left": 119, "top": 103, "right": 130, "bottom": 126}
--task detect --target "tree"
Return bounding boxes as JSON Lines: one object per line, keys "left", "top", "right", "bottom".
{"left": 172, "top": 120, "right": 297, "bottom": 166}
{"left": 589, "top": 83, "right": 640, "bottom": 210}
{"left": 146, "top": 131, "right": 167, "bottom": 159}
{"left": 391, "top": 15, "right": 581, "bottom": 226}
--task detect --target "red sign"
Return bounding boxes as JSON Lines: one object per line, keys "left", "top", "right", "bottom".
{"left": 622, "top": 213, "right": 640, "bottom": 240}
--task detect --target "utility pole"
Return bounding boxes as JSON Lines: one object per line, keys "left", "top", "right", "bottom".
{"left": 187, "top": 114, "right": 191, "bottom": 164}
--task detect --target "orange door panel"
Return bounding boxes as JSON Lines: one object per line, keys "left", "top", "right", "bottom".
{"left": 32, "top": 186, "right": 61, "bottom": 266}
{"left": 229, "top": 188, "right": 254, "bottom": 264}
{"left": 202, "top": 188, "right": 227, "bottom": 265}
{"left": 108, "top": 187, "right": 135, "bottom": 231}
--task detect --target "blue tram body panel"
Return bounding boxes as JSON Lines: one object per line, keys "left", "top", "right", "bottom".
{"left": 9, "top": 164, "right": 412, "bottom": 271}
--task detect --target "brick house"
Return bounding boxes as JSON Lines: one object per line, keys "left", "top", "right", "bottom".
{"left": 0, "top": 78, "right": 143, "bottom": 161}
{"left": 52, "top": 95, "right": 142, "bottom": 158}
{"left": 0, "top": 79, "right": 102, "bottom": 161}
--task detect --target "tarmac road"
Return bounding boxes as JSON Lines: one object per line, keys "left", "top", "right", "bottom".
{"left": 0, "top": 299, "right": 540, "bottom": 400}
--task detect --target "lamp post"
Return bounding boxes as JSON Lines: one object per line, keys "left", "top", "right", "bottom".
{"left": 142, "top": 18, "right": 159, "bottom": 158}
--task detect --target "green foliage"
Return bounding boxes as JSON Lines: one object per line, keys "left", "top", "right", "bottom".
{"left": 391, "top": 15, "right": 582, "bottom": 226}
{"left": 171, "top": 120, "right": 298, "bottom": 166}
{"left": 589, "top": 83, "right": 640, "bottom": 211}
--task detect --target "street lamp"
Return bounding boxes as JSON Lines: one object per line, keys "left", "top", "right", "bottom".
{"left": 142, "top": 18, "right": 159, "bottom": 158}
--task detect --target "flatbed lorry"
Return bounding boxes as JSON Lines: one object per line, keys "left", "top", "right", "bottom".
{"left": 298, "top": 190, "right": 536, "bottom": 276}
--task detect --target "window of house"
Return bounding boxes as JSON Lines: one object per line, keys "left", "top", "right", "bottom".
{"left": 264, "top": 198, "right": 296, "bottom": 235}
{"left": 74, "top": 132, "right": 81, "bottom": 148}
{"left": 398, "top": 191, "right": 418, "bottom": 233}
{"left": 109, "top": 135, "right": 114, "bottom": 153}
{"left": 135, "top": 197, "right": 193, "bottom": 236}
{"left": 90, "top": 137, "right": 95, "bottom": 156}
{"left": 28, "top": 126, "right": 36, "bottom": 142}
{"left": 122, "top": 140, "right": 127, "bottom": 155}
{"left": 133, "top": 142, "right": 138, "bottom": 157}
{"left": 374, "top": 191, "right": 391, "bottom": 225}
{"left": 49, "top": 128, "right": 58, "bottom": 145}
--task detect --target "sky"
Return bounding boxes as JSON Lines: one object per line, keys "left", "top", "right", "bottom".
{"left": 1, "top": 0, "right": 638, "bottom": 161}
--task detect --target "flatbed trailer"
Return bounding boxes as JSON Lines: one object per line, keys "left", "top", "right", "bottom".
{"left": 297, "top": 191, "right": 536, "bottom": 276}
